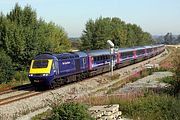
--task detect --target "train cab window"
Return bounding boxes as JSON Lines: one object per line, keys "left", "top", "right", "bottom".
{"left": 32, "top": 60, "right": 48, "bottom": 68}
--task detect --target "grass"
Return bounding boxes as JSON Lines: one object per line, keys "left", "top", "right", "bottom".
{"left": 0, "top": 79, "right": 30, "bottom": 91}
{"left": 75, "top": 92, "right": 180, "bottom": 120}
{"left": 32, "top": 110, "right": 52, "bottom": 120}
{"left": 160, "top": 76, "right": 175, "bottom": 85}
{"left": 0, "top": 71, "right": 30, "bottom": 91}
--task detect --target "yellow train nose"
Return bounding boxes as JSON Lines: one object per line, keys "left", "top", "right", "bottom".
{"left": 29, "top": 59, "right": 53, "bottom": 74}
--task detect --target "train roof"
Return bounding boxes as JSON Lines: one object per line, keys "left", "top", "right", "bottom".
{"left": 53, "top": 53, "right": 79, "bottom": 60}
{"left": 133, "top": 46, "right": 145, "bottom": 50}
{"left": 74, "top": 51, "right": 87, "bottom": 57}
{"left": 86, "top": 49, "right": 110, "bottom": 56}
{"left": 34, "top": 54, "right": 56, "bottom": 60}
{"left": 33, "top": 52, "right": 87, "bottom": 60}
{"left": 152, "top": 44, "right": 164, "bottom": 48}
{"left": 144, "top": 45, "right": 153, "bottom": 49}
{"left": 118, "top": 47, "right": 134, "bottom": 52}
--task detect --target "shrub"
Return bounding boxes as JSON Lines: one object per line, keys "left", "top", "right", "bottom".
{"left": 160, "top": 76, "right": 175, "bottom": 85}
{"left": 0, "top": 50, "right": 14, "bottom": 83}
{"left": 14, "top": 71, "right": 28, "bottom": 81}
{"left": 117, "top": 94, "right": 180, "bottom": 120}
{"left": 51, "top": 102, "right": 94, "bottom": 120}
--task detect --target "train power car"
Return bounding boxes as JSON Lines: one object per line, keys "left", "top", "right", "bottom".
{"left": 28, "top": 44, "right": 165, "bottom": 88}
{"left": 29, "top": 52, "right": 89, "bottom": 88}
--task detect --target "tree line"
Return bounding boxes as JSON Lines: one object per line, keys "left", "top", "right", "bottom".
{"left": 80, "top": 17, "right": 153, "bottom": 50}
{"left": 153, "top": 33, "right": 180, "bottom": 45}
{"left": 0, "top": 4, "right": 71, "bottom": 83}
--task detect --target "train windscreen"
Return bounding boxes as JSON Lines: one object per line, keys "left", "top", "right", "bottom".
{"left": 32, "top": 60, "right": 49, "bottom": 68}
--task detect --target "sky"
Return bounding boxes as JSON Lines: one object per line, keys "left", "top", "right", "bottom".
{"left": 0, "top": 0, "right": 180, "bottom": 37}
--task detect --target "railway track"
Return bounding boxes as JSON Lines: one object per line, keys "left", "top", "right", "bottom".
{"left": 0, "top": 84, "right": 38, "bottom": 106}
{"left": 0, "top": 84, "right": 33, "bottom": 95}
{"left": 0, "top": 91, "right": 41, "bottom": 106}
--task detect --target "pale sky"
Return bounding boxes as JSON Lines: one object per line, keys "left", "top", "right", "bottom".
{"left": 0, "top": 0, "right": 180, "bottom": 37}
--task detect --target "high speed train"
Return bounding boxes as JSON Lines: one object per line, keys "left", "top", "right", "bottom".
{"left": 28, "top": 44, "right": 165, "bottom": 88}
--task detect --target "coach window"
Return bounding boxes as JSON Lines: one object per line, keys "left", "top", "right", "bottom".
{"left": 83, "top": 58, "right": 86, "bottom": 64}
{"left": 100, "top": 56, "right": 103, "bottom": 60}
{"left": 94, "top": 57, "right": 96, "bottom": 61}
{"left": 98, "top": 56, "right": 100, "bottom": 61}
{"left": 98, "top": 56, "right": 101, "bottom": 61}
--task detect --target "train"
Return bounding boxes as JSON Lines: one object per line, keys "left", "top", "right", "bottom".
{"left": 28, "top": 44, "right": 165, "bottom": 88}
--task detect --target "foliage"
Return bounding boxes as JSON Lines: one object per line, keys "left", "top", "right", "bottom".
{"left": 171, "top": 48, "right": 180, "bottom": 96}
{"left": 0, "top": 50, "right": 14, "bottom": 83}
{"left": 14, "top": 71, "right": 28, "bottom": 81}
{"left": 31, "top": 110, "right": 52, "bottom": 120}
{"left": 0, "top": 3, "right": 71, "bottom": 83}
{"left": 69, "top": 37, "right": 81, "bottom": 50}
{"left": 164, "top": 33, "right": 175, "bottom": 45}
{"left": 78, "top": 93, "right": 180, "bottom": 120}
{"left": 81, "top": 17, "right": 153, "bottom": 50}
{"left": 160, "top": 76, "right": 175, "bottom": 85}
{"left": 51, "top": 102, "right": 94, "bottom": 120}
{"left": 154, "top": 33, "right": 180, "bottom": 44}
{"left": 119, "top": 94, "right": 180, "bottom": 120}
{"left": 0, "top": 3, "right": 71, "bottom": 70}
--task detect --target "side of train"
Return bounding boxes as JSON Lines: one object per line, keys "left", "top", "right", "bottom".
{"left": 28, "top": 44, "right": 165, "bottom": 88}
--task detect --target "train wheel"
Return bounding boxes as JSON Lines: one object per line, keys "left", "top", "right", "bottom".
{"left": 50, "top": 80, "right": 56, "bottom": 89}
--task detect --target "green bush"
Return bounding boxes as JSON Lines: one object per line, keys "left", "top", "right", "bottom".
{"left": 161, "top": 76, "right": 175, "bottom": 85}
{"left": 117, "top": 94, "right": 180, "bottom": 120}
{"left": 51, "top": 102, "right": 94, "bottom": 120}
{"left": 0, "top": 50, "right": 14, "bottom": 83}
{"left": 14, "top": 71, "right": 28, "bottom": 81}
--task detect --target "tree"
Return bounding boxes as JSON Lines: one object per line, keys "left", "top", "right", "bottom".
{"left": 81, "top": 17, "right": 153, "bottom": 50}
{"left": 175, "top": 35, "right": 180, "bottom": 44}
{"left": 164, "top": 33, "right": 173, "bottom": 44}
{"left": 81, "top": 19, "right": 95, "bottom": 50}
{"left": 0, "top": 3, "right": 71, "bottom": 70}
{"left": 0, "top": 50, "right": 14, "bottom": 83}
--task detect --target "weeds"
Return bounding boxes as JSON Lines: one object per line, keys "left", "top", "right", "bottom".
{"left": 51, "top": 102, "right": 94, "bottom": 120}
{"left": 76, "top": 93, "right": 180, "bottom": 120}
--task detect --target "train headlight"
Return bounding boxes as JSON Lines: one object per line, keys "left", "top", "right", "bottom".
{"left": 43, "top": 74, "right": 49, "bottom": 76}
{"left": 29, "top": 74, "right": 33, "bottom": 76}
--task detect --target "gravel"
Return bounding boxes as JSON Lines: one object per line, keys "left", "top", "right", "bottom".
{"left": 114, "top": 71, "right": 173, "bottom": 94}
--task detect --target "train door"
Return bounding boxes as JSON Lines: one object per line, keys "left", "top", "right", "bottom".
{"left": 117, "top": 52, "right": 120, "bottom": 64}
{"left": 53, "top": 60, "right": 59, "bottom": 75}
{"left": 82, "top": 57, "right": 87, "bottom": 69}
{"left": 75, "top": 59, "right": 81, "bottom": 72}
